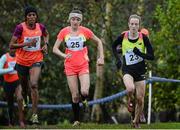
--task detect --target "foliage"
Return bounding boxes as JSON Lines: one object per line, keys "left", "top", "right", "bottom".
{"left": 0, "top": 0, "right": 179, "bottom": 124}
{"left": 151, "top": 0, "right": 180, "bottom": 112}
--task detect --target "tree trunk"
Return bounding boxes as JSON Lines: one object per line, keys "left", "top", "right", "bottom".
{"left": 137, "top": 0, "right": 144, "bottom": 16}
{"left": 91, "top": 65, "right": 104, "bottom": 122}
{"left": 91, "top": 1, "right": 112, "bottom": 122}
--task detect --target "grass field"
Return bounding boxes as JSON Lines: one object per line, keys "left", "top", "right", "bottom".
{"left": 0, "top": 122, "right": 180, "bottom": 129}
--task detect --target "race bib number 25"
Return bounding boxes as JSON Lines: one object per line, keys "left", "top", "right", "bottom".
{"left": 66, "top": 36, "right": 84, "bottom": 51}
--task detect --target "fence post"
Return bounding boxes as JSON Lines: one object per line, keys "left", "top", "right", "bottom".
{"left": 147, "top": 70, "right": 152, "bottom": 125}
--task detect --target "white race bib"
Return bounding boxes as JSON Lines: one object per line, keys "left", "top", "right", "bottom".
{"left": 23, "top": 36, "right": 41, "bottom": 51}
{"left": 66, "top": 36, "right": 84, "bottom": 51}
{"left": 125, "top": 49, "right": 143, "bottom": 65}
{"left": 8, "top": 61, "right": 17, "bottom": 74}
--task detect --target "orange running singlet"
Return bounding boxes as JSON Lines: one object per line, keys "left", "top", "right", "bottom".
{"left": 3, "top": 53, "right": 19, "bottom": 82}
{"left": 16, "top": 22, "right": 43, "bottom": 66}
{"left": 57, "top": 26, "right": 93, "bottom": 76}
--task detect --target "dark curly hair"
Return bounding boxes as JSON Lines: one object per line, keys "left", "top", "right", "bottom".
{"left": 70, "top": 7, "right": 82, "bottom": 14}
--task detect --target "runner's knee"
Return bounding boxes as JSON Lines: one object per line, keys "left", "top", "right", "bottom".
{"left": 81, "top": 90, "right": 88, "bottom": 97}
{"left": 136, "top": 96, "right": 144, "bottom": 105}
{"left": 17, "top": 97, "right": 23, "bottom": 102}
{"left": 16, "top": 95, "right": 23, "bottom": 102}
{"left": 72, "top": 94, "right": 80, "bottom": 103}
{"left": 30, "top": 81, "right": 38, "bottom": 89}
{"left": 127, "top": 87, "right": 135, "bottom": 93}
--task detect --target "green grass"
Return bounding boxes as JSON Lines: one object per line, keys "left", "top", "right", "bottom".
{"left": 0, "top": 122, "right": 180, "bottom": 129}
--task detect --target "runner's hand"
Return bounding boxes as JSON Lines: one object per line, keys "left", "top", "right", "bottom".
{"left": 41, "top": 44, "right": 48, "bottom": 54}
{"left": 133, "top": 47, "right": 141, "bottom": 55}
{"left": 97, "top": 57, "right": 104, "bottom": 66}
{"left": 65, "top": 53, "right": 72, "bottom": 58}
{"left": 27, "top": 39, "right": 37, "bottom": 47}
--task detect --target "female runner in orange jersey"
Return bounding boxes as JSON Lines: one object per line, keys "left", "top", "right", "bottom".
{"left": 53, "top": 8, "right": 104, "bottom": 126}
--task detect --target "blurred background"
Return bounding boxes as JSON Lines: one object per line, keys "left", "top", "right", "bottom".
{"left": 0, "top": 0, "right": 179, "bottom": 125}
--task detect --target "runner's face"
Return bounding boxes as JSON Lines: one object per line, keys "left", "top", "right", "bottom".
{"left": 70, "top": 17, "right": 81, "bottom": 29}
{"left": 26, "top": 12, "right": 37, "bottom": 24}
{"left": 128, "top": 18, "right": 140, "bottom": 33}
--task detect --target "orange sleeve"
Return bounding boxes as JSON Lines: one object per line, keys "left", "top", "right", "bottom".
{"left": 81, "top": 27, "right": 94, "bottom": 39}
{"left": 57, "top": 27, "right": 68, "bottom": 41}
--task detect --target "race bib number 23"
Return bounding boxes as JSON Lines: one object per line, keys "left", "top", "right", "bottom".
{"left": 125, "top": 50, "right": 143, "bottom": 65}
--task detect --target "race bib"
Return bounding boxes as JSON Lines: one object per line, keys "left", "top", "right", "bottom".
{"left": 23, "top": 36, "right": 41, "bottom": 51}
{"left": 8, "top": 61, "right": 17, "bottom": 74}
{"left": 66, "top": 36, "right": 84, "bottom": 51}
{"left": 125, "top": 49, "right": 143, "bottom": 65}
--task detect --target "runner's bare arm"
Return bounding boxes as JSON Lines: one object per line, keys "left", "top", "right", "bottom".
{"left": 9, "top": 36, "right": 37, "bottom": 49}
{"left": 91, "top": 34, "right": 104, "bottom": 65}
{"left": 41, "top": 29, "right": 49, "bottom": 53}
{"left": 53, "top": 39, "right": 67, "bottom": 58}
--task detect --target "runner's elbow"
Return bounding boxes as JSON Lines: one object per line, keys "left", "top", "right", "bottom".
{"left": 52, "top": 46, "right": 58, "bottom": 54}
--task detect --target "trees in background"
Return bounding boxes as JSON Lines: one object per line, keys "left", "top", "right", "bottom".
{"left": 151, "top": 0, "right": 180, "bottom": 121}
{"left": 0, "top": 0, "right": 179, "bottom": 124}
